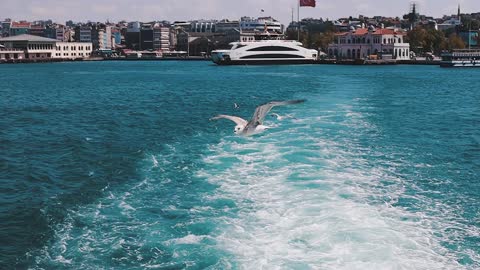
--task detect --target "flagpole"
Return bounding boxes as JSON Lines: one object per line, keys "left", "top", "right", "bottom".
{"left": 297, "top": 0, "right": 300, "bottom": 41}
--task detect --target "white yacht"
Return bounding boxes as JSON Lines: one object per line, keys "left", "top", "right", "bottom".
{"left": 441, "top": 49, "right": 480, "bottom": 67}
{"left": 211, "top": 40, "right": 318, "bottom": 65}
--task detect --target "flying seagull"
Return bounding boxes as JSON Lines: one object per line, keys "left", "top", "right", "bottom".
{"left": 210, "top": 99, "right": 305, "bottom": 136}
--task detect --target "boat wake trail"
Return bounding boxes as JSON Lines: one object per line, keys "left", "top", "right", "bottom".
{"left": 198, "top": 101, "right": 477, "bottom": 269}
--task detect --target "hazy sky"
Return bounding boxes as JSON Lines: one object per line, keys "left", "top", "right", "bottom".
{"left": 1, "top": 0, "right": 479, "bottom": 25}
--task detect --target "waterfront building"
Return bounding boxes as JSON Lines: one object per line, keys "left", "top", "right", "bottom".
{"left": 190, "top": 20, "right": 216, "bottom": 33}
{"left": 140, "top": 23, "right": 154, "bottom": 50}
{"left": 52, "top": 42, "right": 93, "bottom": 59}
{"left": 44, "top": 26, "right": 57, "bottom": 39}
{"left": 240, "top": 17, "right": 283, "bottom": 34}
{"left": 176, "top": 31, "right": 218, "bottom": 55}
{"left": 215, "top": 19, "right": 240, "bottom": 33}
{"left": 0, "top": 47, "right": 26, "bottom": 61}
{"left": 220, "top": 29, "right": 256, "bottom": 44}
{"left": 29, "top": 24, "right": 46, "bottom": 37}
{"left": 126, "top": 21, "right": 141, "bottom": 50}
{"left": 327, "top": 27, "right": 410, "bottom": 60}
{"left": 55, "top": 26, "right": 67, "bottom": 41}
{"left": 1, "top": 20, "right": 11, "bottom": 37}
{"left": 77, "top": 26, "right": 92, "bottom": 42}
{"left": 172, "top": 21, "right": 192, "bottom": 32}
{"left": 112, "top": 28, "right": 122, "bottom": 47}
{"left": 0, "top": 34, "right": 92, "bottom": 60}
{"left": 0, "top": 34, "right": 56, "bottom": 59}
{"left": 169, "top": 28, "right": 177, "bottom": 50}
{"left": 10, "top": 21, "right": 31, "bottom": 36}
{"left": 153, "top": 26, "right": 170, "bottom": 51}
{"left": 98, "top": 26, "right": 112, "bottom": 49}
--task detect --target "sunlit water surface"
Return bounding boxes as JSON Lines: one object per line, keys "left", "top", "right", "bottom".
{"left": 0, "top": 62, "right": 479, "bottom": 269}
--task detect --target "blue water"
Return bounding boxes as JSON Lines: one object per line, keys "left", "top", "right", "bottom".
{"left": 0, "top": 61, "right": 479, "bottom": 269}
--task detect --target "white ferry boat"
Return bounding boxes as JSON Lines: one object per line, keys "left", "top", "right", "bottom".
{"left": 440, "top": 49, "right": 480, "bottom": 67}
{"left": 211, "top": 40, "right": 318, "bottom": 65}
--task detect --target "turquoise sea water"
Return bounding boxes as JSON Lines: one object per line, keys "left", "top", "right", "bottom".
{"left": 0, "top": 61, "right": 479, "bottom": 269}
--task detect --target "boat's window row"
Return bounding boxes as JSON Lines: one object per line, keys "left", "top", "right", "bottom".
{"left": 246, "top": 46, "right": 299, "bottom": 52}
{"left": 240, "top": 54, "right": 305, "bottom": 59}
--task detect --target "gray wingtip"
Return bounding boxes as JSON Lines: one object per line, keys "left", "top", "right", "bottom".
{"left": 289, "top": 99, "right": 306, "bottom": 104}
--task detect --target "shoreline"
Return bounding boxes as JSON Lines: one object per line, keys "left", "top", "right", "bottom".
{"left": 0, "top": 57, "right": 441, "bottom": 65}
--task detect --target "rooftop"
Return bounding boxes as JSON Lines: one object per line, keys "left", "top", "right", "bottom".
{"left": 11, "top": 22, "right": 31, "bottom": 28}
{"left": 334, "top": 28, "right": 405, "bottom": 36}
{"left": 0, "top": 34, "right": 58, "bottom": 42}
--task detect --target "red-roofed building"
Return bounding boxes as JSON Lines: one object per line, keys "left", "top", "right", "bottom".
{"left": 10, "top": 21, "right": 31, "bottom": 36}
{"left": 327, "top": 27, "right": 411, "bottom": 60}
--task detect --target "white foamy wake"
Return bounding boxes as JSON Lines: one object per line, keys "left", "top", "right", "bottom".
{"left": 198, "top": 104, "right": 473, "bottom": 270}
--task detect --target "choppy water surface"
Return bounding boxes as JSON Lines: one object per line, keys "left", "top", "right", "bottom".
{"left": 0, "top": 61, "right": 479, "bottom": 269}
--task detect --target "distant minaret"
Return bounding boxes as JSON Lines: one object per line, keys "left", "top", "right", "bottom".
{"left": 409, "top": 2, "right": 419, "bottom": 29}
{"left": 458, "top": 4, "right": 461, "bottom": 23}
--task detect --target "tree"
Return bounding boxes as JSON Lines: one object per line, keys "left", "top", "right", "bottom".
{"left": 425, "top": 29, "right": 446, "bottom": 54}
{"left": 406, "top": 26, "right": 447, "bottom": 54}
{"left": 406, "top": 27, "right": 427, "bottom": 53}
{"left": 447, "top": 33, "right": 466, "bottom": 50}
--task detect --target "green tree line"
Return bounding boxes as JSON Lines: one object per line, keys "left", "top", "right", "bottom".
{"left": 285, "top": 22, "right": 475, "bottom": 55}
{"left": 406, "top": 27, "right": 467, "bottom": 54}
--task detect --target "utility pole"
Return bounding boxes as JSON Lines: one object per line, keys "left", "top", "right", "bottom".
{"left": 297, "top": 0, "right": 300, "bottom": 41}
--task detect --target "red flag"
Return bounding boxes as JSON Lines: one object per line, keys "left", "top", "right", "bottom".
{"left": 300, "top": 0, "right": 316, "bottom": 7}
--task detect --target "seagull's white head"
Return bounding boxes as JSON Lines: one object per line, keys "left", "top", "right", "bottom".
{"left": 234, "top": 125, "right": 245, "bottom": 134}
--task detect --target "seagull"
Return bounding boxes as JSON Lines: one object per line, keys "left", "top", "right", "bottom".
{"left": 234, "top": 103, "right": 240, "bottom": 109}
{"left": 210, "top": 100, "right": 305, "bottom": 136}
{"left": 270, "top": 113, "right": 296, "bottom": 121}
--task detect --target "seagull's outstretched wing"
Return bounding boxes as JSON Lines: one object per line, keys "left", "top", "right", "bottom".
{"left": 210, "top": 115, "right": 248, "bottom": 126}
{"left": 249, "top": 100, "right": 305, "bottom": 125}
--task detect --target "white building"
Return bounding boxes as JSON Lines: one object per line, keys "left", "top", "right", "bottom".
{"left": 98, "top": 26, "right": 112, "bottom": 49}
{"left": 240, "top": 16, "right": 283, "bottom": 34}
{"left": 53, "top": 42, "right": 93, "bottom": 59}
{"left": 215, "top": 19, "right": 240, "bottom": 33}
{"left": 437, "top": 18, "right": 462, "bottom": 31}
{"left": 190, "top": 20, "right": 216, "bottom": 33}
{"left": 327, "top": 27, "right": 410, "bottom": 60}
{"left": 0, "top": 34, "right": 92, "bottom": 60}
{"left": 153, "top": 26, "right": 170, "bottom": 51}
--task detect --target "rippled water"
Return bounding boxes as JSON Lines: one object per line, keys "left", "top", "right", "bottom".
{"left": 0, "top": 62, "right": 479, "bottom": 269}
